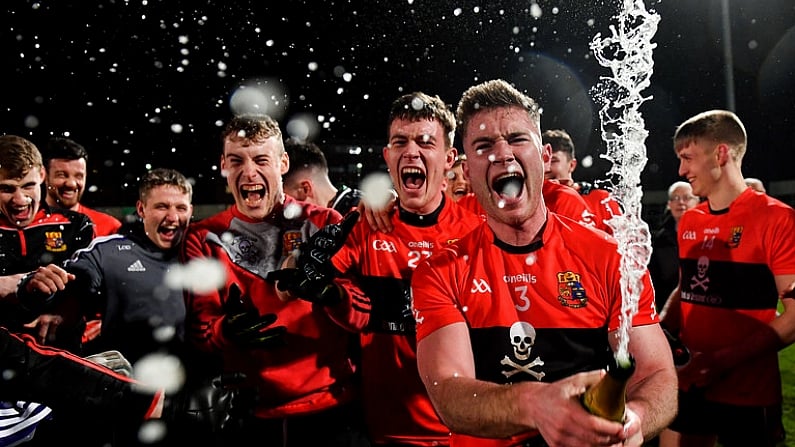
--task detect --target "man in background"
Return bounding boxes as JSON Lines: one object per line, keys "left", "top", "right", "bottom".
{"left": 282, "top": 138, "right": 363, "bottom": 215}
{"left": 659, "top": 110, "right": 795, "bottom": 447}
{"left": 744, "top": 177, "right": 766, "bottom": 193}
{"left": 43, "top": 137, "right": 122, "bottom": 237}
{"left": 42, "top": 137, "right": 124, "bottom": 344}
{"left": 543, "top": 128, "right": 622, "bottom": 234}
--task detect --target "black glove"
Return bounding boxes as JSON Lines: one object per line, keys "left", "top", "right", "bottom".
{"left": 266, "top": 211, "right": 360, "bottom": 305}
{"left": 176, "top": 372, "right": 256, "bottom": 436}
{"left": 221, "top": 284, "right": 286, "bottom": 348}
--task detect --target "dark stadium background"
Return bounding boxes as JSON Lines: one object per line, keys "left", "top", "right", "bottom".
{"left": 2, "top": 0, "right": 794, "bottom": 222}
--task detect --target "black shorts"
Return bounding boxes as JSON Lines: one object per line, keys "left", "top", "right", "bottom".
{"left": 668, "top": 389, "right": 784, "bottom": 447}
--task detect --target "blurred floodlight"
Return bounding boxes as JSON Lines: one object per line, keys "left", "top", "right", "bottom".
{"left": 133, "top": 352, "right": 185, "bottom": 393}
{"left": 165, "top": 257, "right": 227, "bottom": 294}
{"left": 360, "top": 172, "right": 394, "bottom": 211}
{"left": 286, "top": 113, "right": 320, "bottom": 142}
{"left": 229, "top": 78, "right": 288, "bottom": 120}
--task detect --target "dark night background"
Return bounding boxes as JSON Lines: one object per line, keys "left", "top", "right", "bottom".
{"left": 2, "top": 0, "right": 794, "bottom": 221}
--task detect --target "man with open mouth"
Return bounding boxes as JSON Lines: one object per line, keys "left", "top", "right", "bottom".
{"left": 181, "top": 113, "right": 368, "bottom": 446}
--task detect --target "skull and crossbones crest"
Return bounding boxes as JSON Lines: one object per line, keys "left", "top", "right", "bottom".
{"left": 501, "top": 321, "right": 545, "bottom": 381}
{"left": 690, "top": 255, "right": 710, "bottom": 291}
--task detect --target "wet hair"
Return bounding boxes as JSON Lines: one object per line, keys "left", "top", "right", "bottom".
{"left": 388, "top": 92, "right": 456, "bottom": 148}
{"left": 283, "top": 138, "right": 329, "bottom": 183}
{"left": 43, "top": 137, "right": 89, "bottom": 169}
{"left": 0, "top": 134, "right": 44, "bottom": 179}
{"left": 456, "top": 79, "right": 541, "bottom": 140}
{"left": 139, "top": 168, "right": 193, "bottom": 202}
{"left": 542, "top": 129, "right": 575, "bottom": 160}
{"left": 673, "top": 110, "right": 747, "bottom": 161}
{"left": 221, "top": 113, "right": 283, "bottom": 153}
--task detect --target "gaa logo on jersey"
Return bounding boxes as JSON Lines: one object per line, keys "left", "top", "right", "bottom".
{"left": 283, "top": 231, "right": 303, "bottom": 256}
{"left": 726, "top": 226, "right": 743, "bottom": 249}
{"left": 556, "top": 270, "right": 588, "bottom": 308}
{"left": 45, "top": 231, "right": 67, "bottom": 252}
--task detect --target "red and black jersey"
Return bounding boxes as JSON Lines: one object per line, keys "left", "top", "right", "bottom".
{"left": 676, "top": 188, "right": 795, "bottom": 406}
{"left": 181, "top": 197, "right": 360, "bottom": 419}
{"left": 329, "top": 195, "right": 482, "bottom": 445}
{"left": 413, "top": 213, "right": 657, "bottom": 447}
{"left": 542, "top": 179, "right": 595, "bottom": 228}
{"left": 76, "top": 204, "right": 122, "bottom": 237}
{"left": 456, "top": 193, "right": 486, "bottom": 221}
{"left": 453, "top": 184, "right": 595, "bottom": 230}
{"left": 0, "top": 205, "right": 94, "bottom": 328}
{"left": 577, "top": 184, "right": 621, "bottom": 235}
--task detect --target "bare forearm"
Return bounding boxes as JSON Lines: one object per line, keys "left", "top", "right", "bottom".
{"left": 626, "top": 368, "right": 678, "bottom": 440}
{"left": 430, "top": 377, "right": 535, "bottom": 438}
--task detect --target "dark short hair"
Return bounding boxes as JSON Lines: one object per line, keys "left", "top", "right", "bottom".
{"left": 139, "top": 168, "right": 193, "bottom": 202}
{"left": 542, "top": 129, "right": 575, "bottom": 160}
{"left": 456, "top": 79, "right": 541, "bottom": 141}
{"left": 283, "top": 139, "right": 328, "bottom": 182}
{"left": 388, "top": 92, "right": 456, "bottom": 148}
{"left": 43, "top": 137, "right": 88, "bottom": 169}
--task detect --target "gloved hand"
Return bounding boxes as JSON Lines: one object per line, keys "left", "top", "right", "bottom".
{"left": 266, "top": 211, "right": 359, "bottom": 305}
{"left": 179, "top": 372, "right": 256, "bottom": 435}
{"left": 221, "top": 284, "right": 286, "bottom": 348}
{"left": 84, "top": 350, "right": 134, "bottom": 377}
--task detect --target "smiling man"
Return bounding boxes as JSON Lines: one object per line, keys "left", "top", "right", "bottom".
{"left": 14, "top": 167, "right": 196, "bottom": 445}
{"left": 180, "top": 114, "right": 368, "bottom": 446}
{"left": 31, "top": 167, "right": 195, "bottom": 363}
{"left": 42, "top": 137, "right": 122, "bottom": 237}
{"left": 0, "top": 134, "right": 95, "bottom": 445}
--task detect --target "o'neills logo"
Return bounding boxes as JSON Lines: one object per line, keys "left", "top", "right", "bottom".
{"left": 556, "top": 270, "right": 588, "bottom": 308}
{"left": 283, "top": 231, "right": 303, "bottom": 255}
{"left": 45, "top": 231, "right": 67, "bottom": 252}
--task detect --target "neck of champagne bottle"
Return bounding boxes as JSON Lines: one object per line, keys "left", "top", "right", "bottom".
{"left": 581, "top": 353, "right": 636, "bottom": 422}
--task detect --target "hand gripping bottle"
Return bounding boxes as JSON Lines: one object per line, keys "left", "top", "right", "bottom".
{"left": 581, "top": 353, "right": 636, "bottom": 422}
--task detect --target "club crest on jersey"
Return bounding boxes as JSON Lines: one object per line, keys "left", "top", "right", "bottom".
{"left": 557, "top": 271, "right": 588, "bottom": 308}
{"left": 283, "top": 230, "right": 303, "bottom": 255}
{"left": 45, "top": 231, "right": 67, "bottom": 252}
{"left": 726, "top": 226, "right": 743, "bottom": 248}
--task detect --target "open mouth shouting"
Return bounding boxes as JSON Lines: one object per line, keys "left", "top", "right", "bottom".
{"left": 452, "top": 186, "right": 469, "bottom": 199}
{"left": 401, "top": 167, "right": 426, "bottom": 193}
{"left": 6, "top": 196, "right": 34, "bottom": 225}
{"left": 492, "top": 171, "right": 525, "bottom": 205}
{"left": 240, "top": 184, "right": 266, "bottom": 208}
{"left": 157, "top": 223, "right": 182, "bottom": 244}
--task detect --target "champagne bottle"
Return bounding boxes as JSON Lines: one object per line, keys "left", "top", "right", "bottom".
{"left": 581, "top": 353, "right": 636, "bottom": 422}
